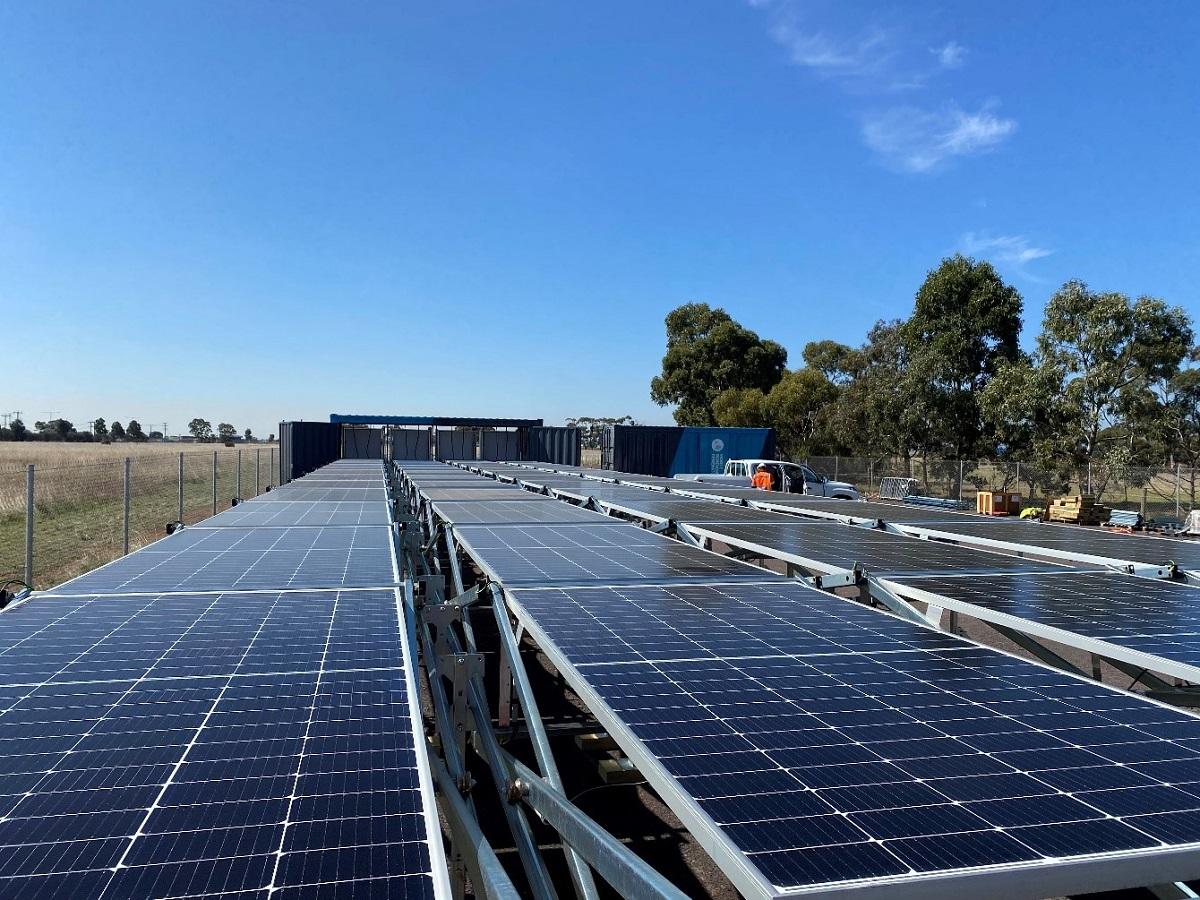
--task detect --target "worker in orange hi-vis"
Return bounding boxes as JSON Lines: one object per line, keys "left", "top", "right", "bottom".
{"left": 751, "top": 463, "right": 774, "bottom": 491}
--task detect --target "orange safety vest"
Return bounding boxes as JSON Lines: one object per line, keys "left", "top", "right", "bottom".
{"left": 751, "top": 470, "right": 773, "bottom": 490}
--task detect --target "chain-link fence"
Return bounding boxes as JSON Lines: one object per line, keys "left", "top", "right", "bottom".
{"left": 0, "top": 447, "right": 279, "bottom": 591}
{"left": 803, "top": 455, "right": 1199, "bottom": 521}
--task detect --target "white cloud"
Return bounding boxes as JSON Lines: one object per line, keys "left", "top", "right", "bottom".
{"left": 933, "top": 41, "right": 966, "bottom": 69}
{"left": 961, "top": 232, "right": 1052, "bottom": 266}
{"left": 861, "top": 104, "right": 1016, "bottom": 172}
{"left": 768, "top": 18, "right": 892, "bottom": 79}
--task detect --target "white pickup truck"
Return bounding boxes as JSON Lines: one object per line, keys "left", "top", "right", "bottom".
{"left": 674, "top": 459, "right": 863, "bottom": 500}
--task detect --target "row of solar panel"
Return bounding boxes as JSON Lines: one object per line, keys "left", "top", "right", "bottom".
{"left": 485, "top": 459, "right": 1200, "bottom": 692}
{"left": 402, "top": 459, "right": 1200, "bottom": 899}
{"left": 0, "top": 460, "right": 449, "bottom": 899}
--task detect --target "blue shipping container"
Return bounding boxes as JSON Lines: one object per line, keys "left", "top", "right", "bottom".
{"left": 605, "top": 425, "right": 776, "bottom": 477}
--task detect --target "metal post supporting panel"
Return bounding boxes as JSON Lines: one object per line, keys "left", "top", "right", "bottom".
{"left": 427, "top": 752, "right": 522, "bottom": 900}
{"left": 123, "top": 457, "right": 131, "bottom": 556}
{"left": 24, "top": 465, "right": 34, "bottom": 589}
{"left": 177, "top": 452, "right": 184, "bottom": 524}
{"left": 505, "top": 755, "right": 690, "bottom": 900}
{"left": 490, "top": 588, "right": 599, "bottom": 900}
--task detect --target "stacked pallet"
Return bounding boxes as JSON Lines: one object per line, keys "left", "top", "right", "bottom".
{"left": 1046, "top": 495, "right": 1110, "bottom": 525}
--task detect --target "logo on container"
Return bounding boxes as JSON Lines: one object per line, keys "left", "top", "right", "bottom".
{"left": 711, "top": 439, "right": 725, "bottom": 452}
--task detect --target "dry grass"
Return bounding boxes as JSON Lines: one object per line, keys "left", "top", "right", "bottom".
{"left": 0, "top": 442, "right": 278, "bottom": 589}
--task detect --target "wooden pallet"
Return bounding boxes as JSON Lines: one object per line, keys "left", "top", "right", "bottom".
{"left": 1046, "top": 495, "right": 1109, "bottom": 526}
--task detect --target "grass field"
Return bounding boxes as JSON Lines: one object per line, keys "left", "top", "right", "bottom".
{"left": 0, "top": 442, "right": 278, "bottom": 590}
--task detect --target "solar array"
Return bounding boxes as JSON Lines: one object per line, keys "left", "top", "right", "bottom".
{"left": 403, "top": 459, "right": 1200, "bottom": 898}
{"left": 896, "top": 519, "right": 1200, "bottom": 573}
{"left": 453, "top": 523, "right": 782, "bottom": 587}
{"left": 682, "top": 521, "right": 1071, "bottom": 577}
{"left": 884, "top": 572, "right": 1200, "bottom": 683}
{"left": 3, "top": 460, "right": 449, "bottom": 898}
{"left": 430, "top": 499, "right": 620, "bottom": 526}
{"left": 46, "top": 525, "right": 396, "bottom": 595}
{"left": 254, "top": 486, "right": 389, "bottom": 503}
{"left": 202, "top": 500, "right": 391, "bottom": 528}
{"left": 508, "top": 580, "right": 1200, "bottom": 897}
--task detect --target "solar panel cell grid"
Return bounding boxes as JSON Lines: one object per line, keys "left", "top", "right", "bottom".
{"left": 254, "top": 488, "right": 388, "bottom": 503}
{"left": 200, "top": 501, "right": 391, "bottom": 528}
{"left": 689, "top": 522, "right": 1069, "bottom": 576}
{"left": 885, "top": 572, "right": 1200, "bottom": 679}
{"left": 45, "top": 526, "right": 396, "bottom": 594}
{"left": 452, "top": 524, "right": 784, "bottom": 586}
{"left": 509, "top": 581, "right": 1200, "bottom": 896}
{"left": 0, "top": 589, "right": 442, "bottom": 899}
{"left": 431, "top": 501, "right": 619, "bottom": 526}
{"left": 904, "top": 521, "right": 1200, "bottom": 571}
{"left": 417, "top": 488, "right": 547, "bottom": 502}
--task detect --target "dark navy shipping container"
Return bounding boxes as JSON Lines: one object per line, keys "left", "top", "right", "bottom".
{"left": 279, "top": 421, "right": 342, "bottom": 482}
{"left": 525, "top": 427, "right": 581, "bottom": 466}
{"left": 602, "top": 425, "right": 776, "bottom": 477}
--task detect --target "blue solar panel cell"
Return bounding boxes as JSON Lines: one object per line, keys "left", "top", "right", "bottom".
{"left": 0, "top": 589, "right": 444, "bottom": 899}
{"left": 453, "top": 524, "right": 783, "bottom": 586}
{"left": 506, "top": 580, "right": 1200, "bottom": 897}
{"left": 44, "top": 526, "right": 396, "bottom": 594}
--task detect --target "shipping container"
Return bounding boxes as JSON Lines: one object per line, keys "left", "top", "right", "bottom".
{"left": 279, "top": 421, "right": 342, "bottom": 482}
{"left": 601, "top": 425, "right": 776, "bottom": 477}
{"left": 525, "top": 427, "right": 581, "bottom": 466}
{"left": 480, "top": 430, "right": 520, "bottom": 460}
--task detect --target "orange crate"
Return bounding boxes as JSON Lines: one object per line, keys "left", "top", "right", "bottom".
{"left": 977, "top": 491, "right": 1021, "bottom": 516}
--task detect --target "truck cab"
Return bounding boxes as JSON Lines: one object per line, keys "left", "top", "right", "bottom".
{"left": 675, "top": 459, "right": 863, "bottom": 500}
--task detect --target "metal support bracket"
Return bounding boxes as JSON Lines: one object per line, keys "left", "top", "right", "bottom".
{"left": 812, "top": 568, "right": 860, "bottom": 591}
{"left": 864, "top": 577, "right": 938, "bottom": 627}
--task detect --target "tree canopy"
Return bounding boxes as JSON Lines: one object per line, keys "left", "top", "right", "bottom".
{"left": 650, "top": 303, "right": 787, "bottom": 425}
{"left": 651, "top": 259, "right": 1197, "bottom": 480}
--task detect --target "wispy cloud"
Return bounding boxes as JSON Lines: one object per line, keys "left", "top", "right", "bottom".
{"left": 961, "top": 232, "right": 1052, "bottom": 279}
{"left": 861, "top": 104, "right": 1016, "bottom": 172}
{"left": 933, "top": 41, "right": 966, "bottom": 69}
{"left": 768, "top": 18, "right": 893, "bottom": 80}
{"left": 746, "top": 2, "right": 1016, "bottom": 174}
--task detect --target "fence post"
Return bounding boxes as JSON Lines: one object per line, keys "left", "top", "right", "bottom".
{"left": 178, "top": 452, "right": 184, "bottom": 523}
{"left": 123, "top": 457, "right": 131, "bottom": 556}
{"left": 1087, "top": 461, "right": 1093, "bottom": 495}
{"left": 1176, "top": 463, "right": 1181, "bottom": 521}
{"left": 212, "top": 450, "right": 218, "bottom": 516}
{"left": 958, "top": 459, "right": 964, "bottom": 503}
{"left": 256, "top": 448, "right": 261, "bottom": 496}
{"left": 236, "top": 448, "right": 242, "bottom": 501}
{"left": 1015, "top": 462, "right": 1021, "bottom": 497}
{"left": 834, "top": 456, "right": 839, "bottom": 480}
{"left": 271, "top": 448, "right": 277, "bottom": 486}
{"left": 25, "top": 464, "right": 34, "bottom": 589}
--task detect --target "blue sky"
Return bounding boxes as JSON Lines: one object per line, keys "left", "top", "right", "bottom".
{"left": 2, "top": 2, "right": 1197, "bottom": 435}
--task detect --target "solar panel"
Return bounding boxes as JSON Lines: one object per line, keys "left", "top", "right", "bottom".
{"left": 899, "top": 520, "right": 1200, "bottom": 572}
{"left": 417, "top": 487, "right": 547, "bottom": 502}
{"left": 551, "top": 484, "right": 668, "bottom": 503}
{"left": 884, "top": 571, "right": 1200, "bottom": 682}
{"left": 254, "top": 487, "right": 388, "bottom": 503}
{"left": 45, "top": 526, "right": 397, "bottom": 595}
{"left": 505, "top": 579, "right": 1200, "bottom": 898}
{"left": 748, "top": 497, "right": 985, "bottom": 524}
{"left": 452, "top": 524, "right": 785, "bottom": 587}
{"left": 686, "top": 522, "right": 1071, "bottom": 577}
{"left": 0, "top": 588, "right": 446, "bottom": 898}
{"left": 431, "top": 501, "right": 621, "bottom": 526}
{"left": 199, "top": 501, "right": 392, "bottom": 528}
{"left": 601, "top": 498, "right": 801, "bottom": 525}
